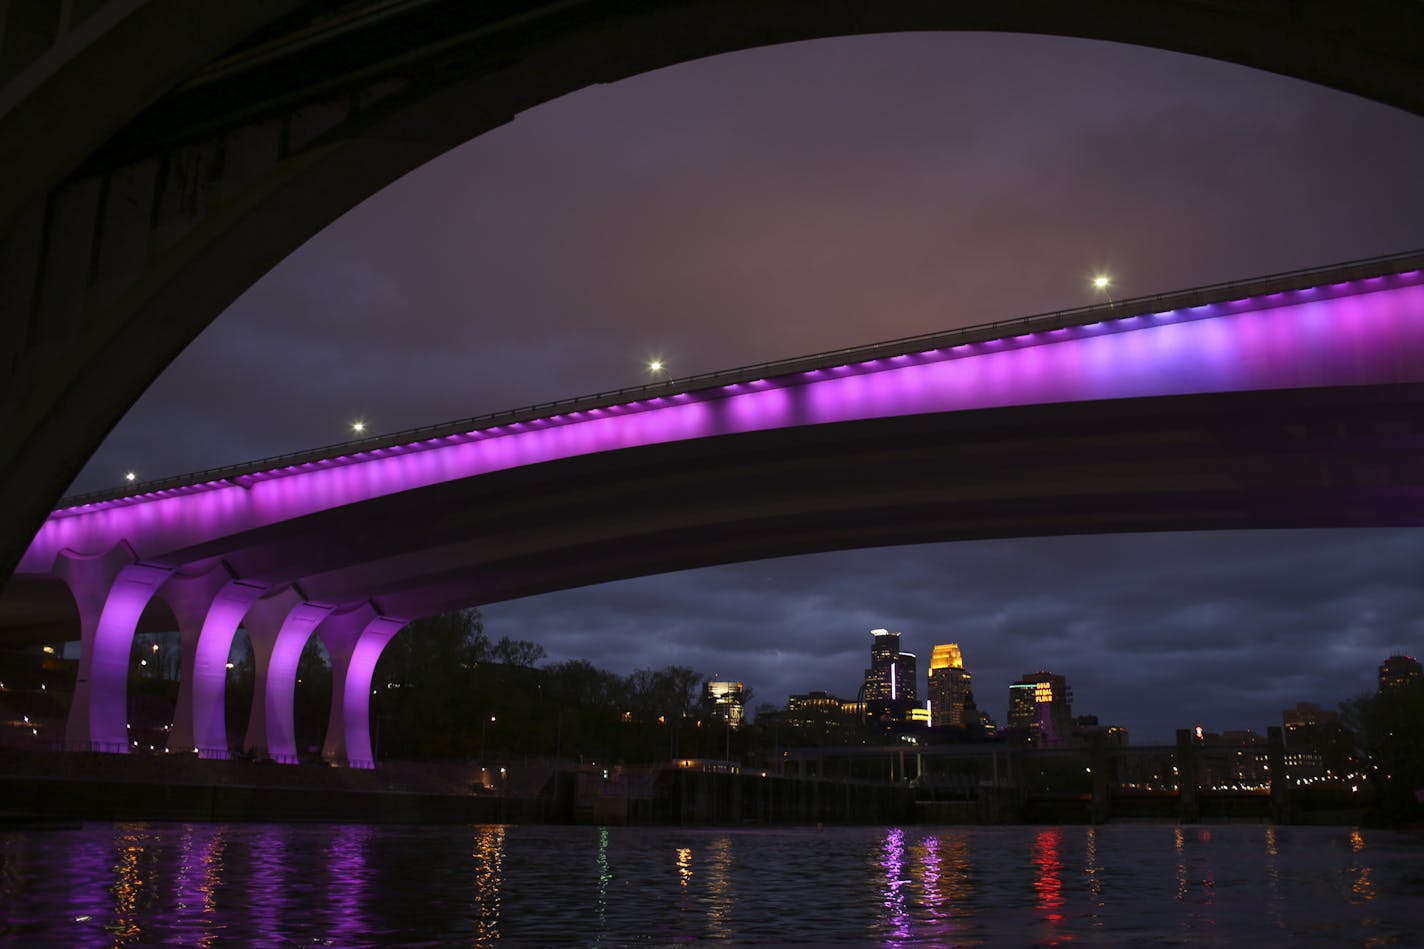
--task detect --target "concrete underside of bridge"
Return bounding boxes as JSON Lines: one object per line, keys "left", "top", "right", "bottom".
{"left": 3, "top": 0, "right": 1424, "bottom": 584}
{"left": 5, "top": 382, "right": 1421, "bottom": 647}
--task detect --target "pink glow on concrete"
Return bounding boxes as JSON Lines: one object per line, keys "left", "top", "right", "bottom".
{"left": 54, "top": 546, "right": 128, "bottom": 749}
{"left": 78, "top": 561, "right": 172, "bottom": 750}
{"left": 335, "top": 616, "right": 405, "bottom": 768}
{"left": 261, "top": 602, "right": 332, "bottom": 763}
{"left": 188, "top": 580, "right": 267, "bottom": 756}
{"left": 314, "top": 605, "right": 375, "bottom": 766}
{"left": 19, "top": 274, "right": 1424, "bottom": 577}
{"left": 165, "top": 567, "right": 248, "bottom": 756}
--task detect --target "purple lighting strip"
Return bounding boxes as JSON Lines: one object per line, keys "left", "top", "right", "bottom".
{"left": 20, "top": 268, "right": 1424, "bottom": 572}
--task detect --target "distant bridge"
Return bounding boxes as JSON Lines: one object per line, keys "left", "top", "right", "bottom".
{"left": 3, "top": 251, "right": 1424, "bottom": 766}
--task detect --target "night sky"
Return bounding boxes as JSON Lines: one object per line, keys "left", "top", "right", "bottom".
{"left": 71, "top": 33, "right": 1424, "bottom": 743}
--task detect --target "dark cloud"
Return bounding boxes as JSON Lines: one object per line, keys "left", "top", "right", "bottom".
{"left": 485, "top": 529, "right": 1422, "bottom": 742}
{"left": 71, "top": 33, "right": 1424, "bottom": 742}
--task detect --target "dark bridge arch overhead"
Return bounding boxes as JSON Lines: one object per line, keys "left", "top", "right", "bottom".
{"left": 3, "top": 0, "right": 1423, "bottom": 582}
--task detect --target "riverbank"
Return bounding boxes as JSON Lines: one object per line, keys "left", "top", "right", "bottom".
{"left": 0, "top": 748, "right": 1372, "bottom": 826}
{"left": 0, "top": 748, "right": 546, "bottom": 824}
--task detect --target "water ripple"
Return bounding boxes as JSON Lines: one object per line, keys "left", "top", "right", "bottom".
{"left": 0, "top": 824, "right": 1420, "bottom": 946}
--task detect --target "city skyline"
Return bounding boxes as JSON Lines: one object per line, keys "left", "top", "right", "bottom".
{"left": 61, "top": 32, "right": 1424, "bottom": 746}
{"left": 748, "top": 630, "right": 1413, "bottom": 745}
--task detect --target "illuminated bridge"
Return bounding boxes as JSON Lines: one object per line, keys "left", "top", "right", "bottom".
{"left": 2, "top": 251, "right": 1423, "bottom": 767}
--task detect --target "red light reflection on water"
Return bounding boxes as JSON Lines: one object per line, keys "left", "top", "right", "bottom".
{"left": 1032, "top": 828, "right": 1069, "bottom": 938}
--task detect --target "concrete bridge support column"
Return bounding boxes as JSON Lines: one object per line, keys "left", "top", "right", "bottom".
{"left": 55, "top": 545, "right": 172, "bottom": 751}
{"left": 241, "top": 589, "right": 332, "bottom": 763}
{"left": 315, "top": 605, "right": 407, "bottom": 769}
{"left": 162, "top": 567, "right": 266, "bottom": 757}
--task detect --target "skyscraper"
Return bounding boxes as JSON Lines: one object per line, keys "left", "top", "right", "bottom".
{"left": 928, "top": 643, "right": 975, "bottom": 728}
{"left": 1006, "top": 671, "right": 1073, "bottom": 746}
{"left": 1007, "top": 682, "right": 1039, "bottom": 729}
{"left": 897, "top": 651, "right": 918, "bottom": 704}
{"left": 862, "top": 629, "right": 921, "bottom": 732}
{"left": 1281, "top": 701, "right": 1352, "bottom": 782}
{"left": 703, "top": 680, "right": 745, "bottom": 728}
{"left": 863, "top": 629, "right": 917, "bottom": 703}
{"left": 1378, "top": 654, "right": 1423, "bottom": 691}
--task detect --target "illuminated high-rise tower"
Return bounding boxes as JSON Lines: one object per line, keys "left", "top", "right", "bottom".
{"left": 863, "top": 629, "right": 917, "bottom": 703}
{"left": 703, "top": 680, "right": 745, "bottom": 728}
{"left": 1378, "top": 654, "right": 1422, "bottom": 691}
{"left": 928, "top": 643, "right": 975, "bottom": 728}
{"left": 1007, "top": 671, "right": 1073, "bottom": 746}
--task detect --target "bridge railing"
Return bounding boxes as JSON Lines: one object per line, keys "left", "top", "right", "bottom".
{"left": 55, "top": 247, "right": 1424, "bottom": 511}
{"left": 47, "top": 739, "right": 131, "bottom": 754}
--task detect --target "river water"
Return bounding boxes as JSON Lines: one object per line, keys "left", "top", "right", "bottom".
{"left": 1, "top": 822, "right": 1420, "bottom": 946}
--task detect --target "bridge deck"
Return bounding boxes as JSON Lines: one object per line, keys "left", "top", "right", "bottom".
{"left": 55, "top": 247, "right": 1424, "bottom": 512}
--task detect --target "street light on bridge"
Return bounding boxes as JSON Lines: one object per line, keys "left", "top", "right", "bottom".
{"left": 1092, "top": 274, "right": 1114, "bottom": 305}
{"left": 351, "top": 419, "right": 366, "bottom": 434}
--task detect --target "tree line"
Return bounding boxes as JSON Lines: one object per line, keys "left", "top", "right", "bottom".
{"left": 363, "top": 609, "right": 750, "bottom": 763}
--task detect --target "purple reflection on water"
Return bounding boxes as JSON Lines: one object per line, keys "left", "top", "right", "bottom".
{"left": 106, "top": 824, "right": 160, "bottom": 948}
{"left": 52, "top": 822, "right": 123, "bottom": 948}
{"left": 2, "top": 824, "right": 1421, "bottom": 943}
{"left": 246, "top": 825, "right": 289, "bottom": 947}
{"left": 920, "top": 834, "right": 944, "bottom": 923}
{"left": 172, "top": 824, "right": 224, "bottom": 948}
{"left": 912, "top": 831, "right": 974, "bottom": 944}
{"left": 21, "top": 275, "right": 1424, "bottom": 573}
{"left": 323, "top": 824, "right": 372, "bottom": 944}
{"left": 880, "top": 827, "right": 911, "bottom": 945}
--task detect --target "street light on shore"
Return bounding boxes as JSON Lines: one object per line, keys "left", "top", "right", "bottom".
{"left": 482, "top": 715, "right": 496, "bottom": 755}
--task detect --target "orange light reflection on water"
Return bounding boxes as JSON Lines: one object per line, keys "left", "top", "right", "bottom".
{"left": 1349, "top": 829, "right": 1376, "bottom": 903}
{"left": 108, "top": 831, "right": 147, "bottom": 945}
{"left": 472, "top": 825, "right": 505, "bottom": 944}
{"left": 676, "top": 847, "right": 692, "bottom": 888}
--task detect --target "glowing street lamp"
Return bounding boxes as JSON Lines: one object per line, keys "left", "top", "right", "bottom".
{"left": 351, "top": 419, "right": 366, "bottom": 434}
{"left": 1092, "top": 274, "right": 1115, "bottom": 305}
{"left": 124, "top": 471, "right": 137, "bottom": 483}
{"left": 647, "top": 358, "right": 666, "bottom": 376}
{"left": 482, "top": 715, "right": 496, "bottom": 755}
